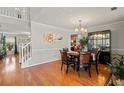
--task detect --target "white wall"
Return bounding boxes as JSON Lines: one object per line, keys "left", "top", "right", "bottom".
{"left": 0, "top": 15, "right": 30, "bottom": 33}
{"left": 28, "top": 21, "right": 71, "bottom": 66}
{"left": 88, "top": 21, "right": 124, "bottom": 54}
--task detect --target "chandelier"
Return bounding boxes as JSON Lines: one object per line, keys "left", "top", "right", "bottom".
{"left": 74, "top": 20, "right": 87, "bottom": 33}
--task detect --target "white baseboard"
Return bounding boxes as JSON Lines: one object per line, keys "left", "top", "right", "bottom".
{"left": 22, "top": 59, "right": 60, "bottom": 69}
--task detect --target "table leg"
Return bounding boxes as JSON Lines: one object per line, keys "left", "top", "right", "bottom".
{"left": 76, "top": 56, "right": 80, "bottom": 77}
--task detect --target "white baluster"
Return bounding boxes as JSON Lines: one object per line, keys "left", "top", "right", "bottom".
{"left": 28, "top": 44, "right": 30, "bottom": 59}
{"left": 1, "top": 8, "right": 3, "bottom": 14}
{"left": 2, "top": 8, "right": 5, "bottom": 15}
{"left": 27, "top": 44, "right": 29, "bottom": 59}
{"left": 19, "top": 41, "right": 32, "bottom": 64}
{"left": 12, "top": 8, "right": 14, "bottom": 17}
{"left": 7, "top": 8, "right": 10, "bottom": 16}
{"left": 21, "top": 44, "right": 24, "bottom": 63}
{"left": 13, "top": 8, "right": 16, "bottom": 18}
{"left": 19, "top": 44, "right": 21, "bottom": 63}
{"left": 23, "top": 47, "right": 25, "bottom": 62}
{"left": 25, "top": 46, "right": 27, "bottom": 62}
{"left": 6, "top": 8, "right": 8, "bottom": 16}
{"left": 9, "top": 8, "right": 13, "bottom": 17}
{"left": 0, "top": 7, "right": 29, "bottom": 21}
{"left": 0, "top": 8, "right": 1, "bottom": 14}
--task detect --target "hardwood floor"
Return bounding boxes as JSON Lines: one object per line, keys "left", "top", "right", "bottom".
{"left": 0, "top": 55, "right": 110, "bottom": 86}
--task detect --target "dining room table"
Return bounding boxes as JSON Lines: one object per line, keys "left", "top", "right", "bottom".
{"left": 67, "top": 51, "right": 80, "bottom": 72}
{"left": 67, "top": 51, "right": 96, "bottom": 74}
{"left": 67, "top": 51, "right": 90, "bottom": 72}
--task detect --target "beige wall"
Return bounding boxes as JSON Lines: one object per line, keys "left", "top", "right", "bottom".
{"left": 28, "top": 21, "right": 71, "bottom": 66}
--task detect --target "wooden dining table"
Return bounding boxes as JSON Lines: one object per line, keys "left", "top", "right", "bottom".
{"left": 67, "top": 51, "right": 96, "bottom": 73}
{"left": 67, "top": 51, "right": 79, "bottom": 73}
{"left": 67, "top": 51, "right": 89, "bottom": 72}
{"left": 67, "top": 51, "right": 79, "bottom": 56}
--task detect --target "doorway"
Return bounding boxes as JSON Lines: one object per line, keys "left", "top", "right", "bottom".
{"left": 70, "top": 34, "right": 78, "bottom": 51}
{"left": 6, "top": 36, "right": 15, "bottom": 55}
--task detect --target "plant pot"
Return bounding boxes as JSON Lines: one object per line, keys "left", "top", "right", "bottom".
{"left": 81, "top": 45, "right": 87, "bottom": 52}
{"left": 84, "top": 45, "right": 88, "bottom": 51}
{"left": 116, "top": 79, "right": 124, "bottom": 86}
{"left": 7, "top": 51, "right": 13, "bottom": 55}
{"left": 112, "top": 74, "right": 117, "bottom": 85}
{"left": 0, "top": 55, "right": 3, "bottom": 60}
{"left": 81, "top": 48, "right": 84, "bottom": 52}
{"left": 112, "top": 74, "right": 124, "bottom": 86}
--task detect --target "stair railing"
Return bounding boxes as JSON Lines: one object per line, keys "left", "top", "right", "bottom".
{"left": 0, "top": 7, "right": 29, "bottom": 20}
{"left": 19, "top": 41, "right": 32, "bottom": 64}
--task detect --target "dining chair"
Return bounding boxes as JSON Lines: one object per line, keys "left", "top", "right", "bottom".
{"left": 95, "top": 51, "right": 101, "bottom": 74}
{"left": 63, "top": 48, "right": 68, "bottom": 52}
{"left": 59, "top": 50, "right": 75, "bottom": 73}
{"left": 90, "top": 49, "right": 101, "bottom": 75}
{"left": 79, "top": 53, "right": 91, "bottom": 77}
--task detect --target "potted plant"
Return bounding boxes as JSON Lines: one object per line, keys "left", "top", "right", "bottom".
{"left": 0, "top": 47, "right": 5, "bottom": 59}
{"left": 14, "top": 36, "right": 18, "bottom": 54}
{"left": 6, "top": 42, "right": 13, "bottom": 52}
{"left": 3, "top": 35, "right": 6, "bottom": 56}
{"left": 79, "top": 36, "right": 88, "bottom": 51}
{"left": 108, "top": 53, "right": 124, "bottom": 85}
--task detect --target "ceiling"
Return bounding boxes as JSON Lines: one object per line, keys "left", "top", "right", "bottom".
{"left": 30, "top": 7, "right": 124, "bottom": 29}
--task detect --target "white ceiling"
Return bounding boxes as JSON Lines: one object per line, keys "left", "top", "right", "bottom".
{"left": 30, "top": 7, "right": 124, "bottom": 29}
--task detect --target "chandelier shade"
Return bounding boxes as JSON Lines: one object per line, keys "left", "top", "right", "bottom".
{"left": 74, "top": 20, "right": 87, "bottom": 33}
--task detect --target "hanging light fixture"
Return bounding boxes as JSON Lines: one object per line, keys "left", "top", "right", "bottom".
{"left": 74, "top": 20, "right": 87, "bottom": 33}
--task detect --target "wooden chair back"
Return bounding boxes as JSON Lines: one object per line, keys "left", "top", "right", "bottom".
{"left": 91, "top": 48, "right": 98, "bottom": 54}
{"left": 60, "top": 50, "right": 68, "bottom": 62}
{"left": 96, "top": 51, "right": 101, "bottom": 64}
{"left": 80, "top": 53, "right": 91, "bottom": 64}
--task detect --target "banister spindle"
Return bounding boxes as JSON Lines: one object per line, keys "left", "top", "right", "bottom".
{"left": 0, "top": 7, "right": 29, "bottom": 21}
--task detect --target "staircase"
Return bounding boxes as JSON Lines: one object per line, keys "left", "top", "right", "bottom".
{"left": 19, "top": 40, "right": 32, "bottom": 68}
{"left": 0, "top": 7, "right": 32, "bottom": 68}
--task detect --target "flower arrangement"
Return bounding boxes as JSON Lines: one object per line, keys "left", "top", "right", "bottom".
{"left": 6, "top": 42, "right": 13, "bottom": 51}
{"left": 79, "top": 36, "right": 88, "bottom": 49}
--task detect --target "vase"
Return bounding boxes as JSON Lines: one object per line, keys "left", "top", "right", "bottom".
{"left": 84, "top": 44, "right": 88, "bottom": 51}
{"left": 116, "top": 79, "right": 124, "bottom": 86}
{"left": 112, "top": 74, "right": 124, "bottom": 86}
{"left": 0, "top": 55, "right": 3, "bottom": 60}
{"left": 112, "top": 74, "right": 117, "bottom": 85}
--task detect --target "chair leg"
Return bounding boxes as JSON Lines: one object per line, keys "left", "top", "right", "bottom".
{"left": 78, "top": 70, "right": 80, "bottom": 77}
{"left": 76, "top": 63, "right": 80, "bottom": 77}
{"left": 61, "top": 63, "right": 63, "bottom": 71}
{"left": 96, "top": 63, "right": 99, "bottom": 74}
{"left": 73, "top": 63, "right": 75, "bottom": 70}
{"left": 84, "top": 67, "right": 87, "bottom": 71}
{"left": 66, "top": 65, "right": 69, "bottom": 74}
{"left": 89, "top": 65, "right": 91, "bottom": 77}
{"left": 78, "top": 66, "right": 80, "bottom": 77}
